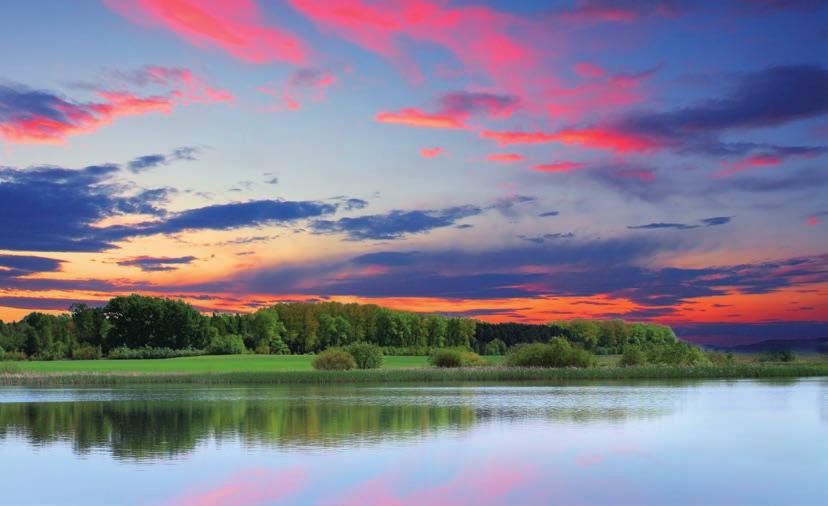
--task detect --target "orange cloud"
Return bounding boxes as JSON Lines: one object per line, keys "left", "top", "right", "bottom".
{"left": 486, "top": 153, "right": 525, "bottom": 163}
{"left": 532, "top": 161, "right": 586, "bottom": 173}
{"left": 104, "top": 0, "right": 309, "bottom": 64}
{"left": 553, "top": 127, "right": 660, "bottom": 153}
{"left": 420, "top": 146, "right": 444, "bottom": 158}
{"left": 376, "top": 108, "right": 465, "bottom": 129}
{"left": 480, "top": 130, "right": 558, "bottom": 146}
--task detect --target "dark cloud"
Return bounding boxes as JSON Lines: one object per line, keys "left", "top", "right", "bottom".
{"left": 438, "top": 91, "right": 519, "bottom": 116}
{"left": 312, "top": 205, "right": 481, "bottom": 240}
{"left": 618, "top": 65, "right": 828, "bottom": 155}
{"left": 0, "top": 296, "right": 105, "bottom": 311}
{"left": 116, "top": 255, "right": 197, "bottom": 272}
{"left": 489, "top": 195, "right": 536, "bottom": 217}
{"left": 0, "top": 164, "right": 170, "bottom": 252}
{"left": 629, "top": 216, "right": 732, "bottom": 230}
{"left": 0, "top": 162, "right": 337, "bottom": 252}
{"left": 110, "top": 199, "right": 338, "bottom": 239}
{"left": 517, "top": 233, "right": 575, "bottom": 243}
{"left": 127, "top": 146, "right": 200, "bottom": 173}
{"left": 700, "top": 216, "right": 732, "bottom": 226}
{"left": 0, "top": 254, "right": 63, "bottom": 279}
{"left": 628, "top": 222, "right": 699, "bottom": 230}
{"left": 538, "top": 211, "right": 560, "bottom": 217}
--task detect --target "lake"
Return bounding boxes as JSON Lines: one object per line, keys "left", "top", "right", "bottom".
{"left": 0, "top": 379, "right": 826, "bottom": 505}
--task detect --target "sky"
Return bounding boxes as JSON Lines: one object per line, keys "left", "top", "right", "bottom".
{"left": 1, "top": 0, "right": 827, "bottom": 345}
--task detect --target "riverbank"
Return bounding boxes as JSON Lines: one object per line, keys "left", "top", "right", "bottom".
{"left": 2, "top": 363, "right": 827, "bottom": 386}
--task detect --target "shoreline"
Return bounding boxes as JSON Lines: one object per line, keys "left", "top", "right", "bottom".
{"left": 1, "top": 364, "right": 826, "bottom": 386}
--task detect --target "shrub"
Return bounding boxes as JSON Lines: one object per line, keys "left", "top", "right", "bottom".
{"left": 706, "top": 351, "right": 735, "bottom": 365}
{"left": 269, "top": 336, "right": 290, "bottom": 355}
{"left": 312, "top": 348, "right": 356, "bottom": 371}
{"left": 429, "top": 349, "right": 485, "bottom": 368}
{"left": 1, "top": 350, "right": 27, "bottom": 361}
{"left": 483, "top": 338, "right": 507, "bottom": 356}
{"left": 645, "top": 342, "right": 709, "bottom": 366}
{"left": 620, "top": 346, "right": 646, "bottom": 367}
{"left": 108, "top": 346, "right": 205, "bottom": 360}
{"left": 0, "top": 346, "right": 4, "bottom": 360}
{"left": 207, "top": 334, "right": 246, "bottom": 355}
{"left": 381, "top": 346, "right": 432, "bottom": 356}
{"left": 505, "top": 338, "right": 594, "bottom": 368}
{"left": 72, "top": 345, "right": 102, "bottom": 360}
{"left": 459, "top": 350, "right": 486, "bottom": 367}
{"left": 0, "top": 362, "right": 21, "bottom": 374}
{"left": 758, "top": 350, "right": 796, "bottom": 363}
{"left": 345, "top": 343, "right": 383, "bottom": 369}
{"left": 429, "top": 349, "right": 463, "bottom": 368}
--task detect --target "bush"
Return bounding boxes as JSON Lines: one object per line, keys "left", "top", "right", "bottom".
{"left": 483, "top": 338, "right": 507, "bottom": 356}
{"left": 620, "top": 346, "right": 646, "bottom": 367}
{"left": 758, "top": 350, "right": 796, "bottom": 363}
{"left": 0, "top": 346, "right": 4, "bottom": 360}
{"left": 706, "top": 351, "right": 735, "bottom": 365}
{"left": 460, "top": 350, "right": 486, "bottom": 366}
{"left": 345, "top": 343, "right": 383, "bottom": 369}
{"left": 1, "top": 350, "right": 27, "bottom": 361}
{"left": 108, "top": 346, "right": 205, "bottom": 360}
{"left": 429, "top": 349, "right": 485, "bottom": 368}
{"left": 206, "top": 334, "right": 246, "bottom": 355}
{"left": 505, "top": 338, "right": 594, "bottom": 368}
{"left": 72, "top": 345, "right": 102, "bottom": 360}
{"left": 269, "top": 336, "right": 290, "bottom": 355}
{"left": 646, "top": 342, "right": 709, "bottom": 366}
{"left": 0, "top": 362, "right": 21, "bottom": 374}
{"left": 312, "top": 348, "right": 356, "bottom": 371}
{"left": 381, "top": 346, "right": 432, "bottom": 356}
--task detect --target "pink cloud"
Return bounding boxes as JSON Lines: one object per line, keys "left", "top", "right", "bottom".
{"left": 286, "top": 0, "right": 540, "bottom": 88}
{"left": 1, "top": 67, "right": 231, "bottom": 144}
{"left": 486, "top": 153, "right": 525, "bottom": 163}
{"left": 553, "top": 127, "right": 661, "bottom": 153}
{"left": 332, "top": 459, "right": 536, "bottom": 506}
{"left": 532, "top": 161, "right": 586, "bottom": 173}
{"left": 480, "top": 130, "right": 558, "bottom": 146}
{"left": 376, "top": 108, "right": 465, "bottom": 129}
{"left": 807, "top": 216, "right": 821, "bottom": 226}
{"left": 0, "top": 91, "right": 173, "bottom": 144}
{"left": 574, "top": 62, "right": 606, "bottom": 79}
{"left": 716, "top": 154, "right": 782, "bottom": 177}
{"left": 169, "top": 468, "right": 307, "bottom": 506}
{"left": 377, "top": 90, "right": 518, "bottom": 130}
{"left": 420, "top": 146, "right": 444, "bottom": 158}
{"left": 615, "top": 168, "right": 656, "bottom": 181}
{"left": 258, "top": 68, "right": 336, "bottom": 112}
{"left": 139, "top": 66, "right": 235, "bottom": 104}
{"left": 576, "top": 453, "right": 606, "bottom": 467}
{"left": 104, "top": 0, "right": 309, "bottom": 64}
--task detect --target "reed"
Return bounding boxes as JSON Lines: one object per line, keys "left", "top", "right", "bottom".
{"left": 1, "top": 363, "right": 826, "bottom": 386}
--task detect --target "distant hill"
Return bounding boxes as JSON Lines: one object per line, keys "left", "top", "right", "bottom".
{"left": 709, "top": 337, "right": 828, "bottom": 354}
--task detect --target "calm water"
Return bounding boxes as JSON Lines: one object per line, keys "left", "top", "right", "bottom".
{"left": 0, "top": 379, "right": 826, "bottom": 505}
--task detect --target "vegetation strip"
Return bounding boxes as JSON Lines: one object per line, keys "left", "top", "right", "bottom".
{"left": 2, "top": 364, "right": 826, "bottom": 386}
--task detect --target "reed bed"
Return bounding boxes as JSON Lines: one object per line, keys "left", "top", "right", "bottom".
{"left": 1, "top": 363, "right": 826, "bottom": 386}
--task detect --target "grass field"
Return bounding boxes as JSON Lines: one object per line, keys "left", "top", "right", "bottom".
{"left": 12, "top": 354, "right": 502, "bottom": 374}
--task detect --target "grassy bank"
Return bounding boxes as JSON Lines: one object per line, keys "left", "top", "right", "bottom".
{"left": 10, "top": 354, "right": 489, "bottom": 373}
{"left": 1, "top": 363, "right": 826, "bottom": 386}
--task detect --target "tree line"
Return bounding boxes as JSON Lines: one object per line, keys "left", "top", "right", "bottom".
{"left": 0, "top": 294, "right": 678, "bottom": 360}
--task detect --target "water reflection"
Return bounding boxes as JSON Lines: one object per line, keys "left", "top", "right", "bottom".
{"left": 0, "top": 384, "right": 673, "bottom": 459}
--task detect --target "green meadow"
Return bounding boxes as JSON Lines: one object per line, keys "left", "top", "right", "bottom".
{"left": 12, "top": 354, "right": 502, "bottom": 374}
